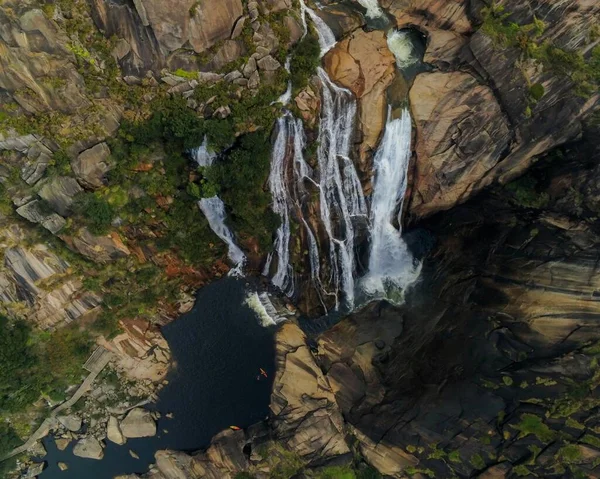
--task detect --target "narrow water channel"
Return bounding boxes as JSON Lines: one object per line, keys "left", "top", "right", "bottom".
{"left": 38, "top": 277, "right": 276, "bottom": 478}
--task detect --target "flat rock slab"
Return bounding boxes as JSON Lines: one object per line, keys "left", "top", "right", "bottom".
{"left": 120, "top": 408, "right": 157, "bottom": 439}
{"left": 57, "top": 414, "right": 82, "bottom": 432}
{"left": 73, "top": 437, "right": 104, "bottom": 460}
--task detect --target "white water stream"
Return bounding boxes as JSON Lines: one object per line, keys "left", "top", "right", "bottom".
{"left": 361, "top": 108, "right": 420, "bottom": 296}
{"left": 192, "top": 138, "right": 246, "bottom": 275}
{"left": 356, "top": 0, "right": 384, "bottom": 19}
{"left": 387, "top": 30, "right": 418, "bottom": 69}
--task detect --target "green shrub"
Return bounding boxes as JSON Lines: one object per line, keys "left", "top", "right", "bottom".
{"left": 529, "top": 82, "right": 545, "bottom": 101}
{"left": 316, "top": 466, "right": 356, "bottom": 479}
{"left": 505, "top": 176, "right": 549, "bottom": 209}
{"left": 512, "top": 413, "right": 556, "bottom": 442}
{"left": 0, "top": 422, "right": 20, "bottom": 475}
{"left": 290, "top": 32, "right": 321, "bottom": 93}
{"left": 74, "top": 192, "right": 115, "bottom": 234}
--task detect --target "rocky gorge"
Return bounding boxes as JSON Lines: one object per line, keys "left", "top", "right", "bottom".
{"left": 0, "top": 0, "right": 599, "bottom": 478}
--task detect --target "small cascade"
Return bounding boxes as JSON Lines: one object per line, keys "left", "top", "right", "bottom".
{"left": 361, "top": 107, "right": 420, "bottom": 297}
{"left": 244, "top": 291, "right": 286, "bottom": 327}
{"left": 266, "top": 115, "right": 295, "bottom": 295}
{"left": 192, "top": 138, "right": 246, "bottom": 275}
{"left": 276, "top": 56, "right": 293, "bottom": 105}
{"left": 305, "top": 6, "right": 336, "bottom": 55}
{"left": 356, "top": 0, "right": 384, "bottom": 19}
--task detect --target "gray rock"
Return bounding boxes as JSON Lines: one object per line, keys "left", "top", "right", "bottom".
{"left": 233, "top": 78, "right": 249, "bottom": 87}
{"left": 120, "top": 408, "right": 157, "bottom": 439}
{"left": 213, "top": 106, "right": 232, "bottom": 119}
{"left": 254, "top": 46, "right": 271, "bottom": 58}
{"left": 197, "top": 72, "right": 224, "bottom": 83}
{"left": 248, "top": 1, "right": 259, "bottom": 20}
{"left": 248, "top": 70, "right": 260, "bottom": 89}
{"left": 16, "top": 200, "right": 66, "bottom": 234}
{"left": 58, "top": 462, "right": 69, "bottom": 471}
{"left": 71, "top": 143, "right": 112, "bottom": 190}
{"left": 224, "top": 70, "right": 243, "bottom": 82}
{"left": 21, "top": 142, "right": 52, "bottom": 185}
{"left": 24, "top": 462, "right": 45, "bottom": 478}
{"left": 57, "top": 415, "right": 82, "bottom": 432}
{"left": 73, "top": 438, "right": 104, "bottom": 460}
{"left": 257, "top": 55, "right": 281, "bottom": 71}
{"left": 55, "top": 438, "right": 71, "bottom": 451}
{"left": 107, "top": 416, "right": 126, "bottom": 445}
{"left": 231, "top": 16, "right": 246, "bottom": 39}
{"left": 242, "top": 56, "right": 257, "bottom": 78}
{"left": 38, "top": 176, "right": 83, "bottom": 216}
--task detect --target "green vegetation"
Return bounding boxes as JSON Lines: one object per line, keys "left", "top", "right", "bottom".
{"left": 74, "top": 192, "right": 115, "bottom": 235}
{"left": 505, "top": 175, "right": 549, "bottom": 209}
{"left": 315, "top": 465, "right": 357, "bottom": 479}
{"left": 0, "top": 422, "right": 20, "bottom": 476}
{"left": 529, "top": 82, "right": 545, "bottom": 102}
{"left": 404, "top": 466, "right": 435, "bottom": 478}
{"left": 502, "top": 375, "right": 514, "bottom": 386}
{"left": 512, "top": 413, "right": 556, "bottom": 442}
{"left": 555, "top": 444, "right": 582, "bottom": 464}
{"left": 173, "top": 68, "right": 199, "bottom": 80}
{"left": 0, "top": 315, "right": 91, "bottom": 413}
{"left": 481, "top": 3, "right": 600, "bottom": 97}
{"left": 469, "top": 453, "right": 486, "bottom": 470}
{"left": 290, "top": 32, "right": 321, "bottom": 94}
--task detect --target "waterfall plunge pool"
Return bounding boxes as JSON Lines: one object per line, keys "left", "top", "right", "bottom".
{"left": 35, "top": 277, "right": 276, "bottom": 478}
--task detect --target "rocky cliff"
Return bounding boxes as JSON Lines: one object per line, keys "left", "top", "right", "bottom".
{"left": 132, "top": 125, "right": 600, "bottom": 479}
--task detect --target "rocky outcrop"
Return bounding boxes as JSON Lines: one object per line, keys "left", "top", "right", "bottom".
{"left": 72, "top": 142, "right": 112, "bottom": 190}
{"left": 270, "top": 323, "right": 350, "bottom": 462}
{"left": 65, "top": 228, "right": 130, "bottom": 263}
{"left": 0, "top": 226, "right": 101, "bottom": 329}
{"left": 386, "top": 0, "right": 600, "bottom": 220}
{"left": 38, "top": 176, "right": 83, "bottom": 216}
{"left": 120, "top": 408, "right": 157, "bottom": 438}
{"left": 324, "top": 29, "right": 396, "bottom": 178}
{"left": 130, "top": 0, "right": 243, "bottom": 56}
{"left": 409, "top": 71, "right": 511, "bottom": 217}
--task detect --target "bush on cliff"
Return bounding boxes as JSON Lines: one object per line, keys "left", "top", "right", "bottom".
{"left": 290, "top": 32, "right": 321, "bottom": 94}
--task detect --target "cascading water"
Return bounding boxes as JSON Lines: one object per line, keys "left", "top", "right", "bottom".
{"left": 315, "top": 68, "right": 366, "bottom": 310}
{"left": 361, "top": 108, "right": 420, "bottom": 297}
{"left": 192, "top": 138, "right": 246, "bottom": 275}
{"left": 356, "top": 0, "right": 384, "bottom": 19}
{"left": 264, "top": 115, "right": 295, "bottom": 295}
{"left": 305, "top": 6, "right": 336, "bottom": 55}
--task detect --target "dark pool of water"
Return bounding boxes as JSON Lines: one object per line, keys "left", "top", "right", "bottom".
{"left": 37, "top": 277, "right": 275, "bottom": 478}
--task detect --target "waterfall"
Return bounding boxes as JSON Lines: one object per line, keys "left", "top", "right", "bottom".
{"left": 192, "top": 138, "right": 246, "bottom": 275}
{"left": 315, "top": 67, "right": 367, "bottom": 310}
{"left": 361, "top": 108, "right": 420, "bottom": 297}
{"left": 305, "top": 6, "right": 336, "bottom": 55}
{"left": 356, "top": 0, "right": 384, "bottom": 19}
{"left": 244, "top": 291, "right": 286, "bottom": 327}
{"left": 276, "top": 56, "right": 293, "bottom": 105}
{"left": 387, "top": 30, "right": 418, "bottom": 69}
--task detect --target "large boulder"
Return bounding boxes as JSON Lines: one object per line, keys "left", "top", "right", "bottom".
{"left": 57, "top": 415, "right": 82, "bottom": 432}
{"left": 324, "top": 29, "right": 396, "bottom": 176}
{"left": 73, "top": 438, "right": 104, "bottom": 460}
{"left": 120, "top": 408, "right": 157, "bottom": 438}
{"left": 408, "top": 71, "right": 510, "bottom": 218}
{"left": 270, "top": 323, "right": 350, "bottom": 461}
{"left": 107, "top": 416, "right": 126, "bottom": 445}
{"left": 38, "top": 176, "right": 83, "bottom": 216}
{"left": 71, "top": 142, "right": 112, "bottom": 189}
{"left": 137, "top": 0, "right": 243, "bottom": 55}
